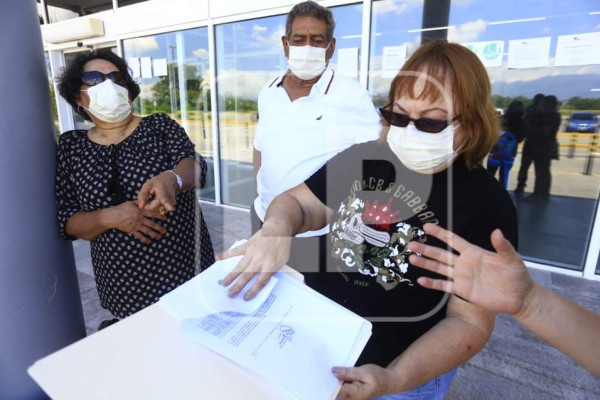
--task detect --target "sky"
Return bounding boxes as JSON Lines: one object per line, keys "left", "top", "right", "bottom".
{"left": 117, "top": 0, "right": 600, "bottom": 102}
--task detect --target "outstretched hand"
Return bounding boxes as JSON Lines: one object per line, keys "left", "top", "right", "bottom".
{"left": 217, "top": 230, "right": 292, "bottom": 300}
{"left": 407, "top": 223, "right": 534, "bottom": 315}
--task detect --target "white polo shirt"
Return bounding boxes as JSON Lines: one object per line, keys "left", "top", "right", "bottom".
{"left": 254, "top": 66, "right": 381, "bottom": 237}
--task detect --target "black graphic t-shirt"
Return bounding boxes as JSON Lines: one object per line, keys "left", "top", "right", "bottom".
{"left": 304, "top": 140, "right": 518, "bottom": 367}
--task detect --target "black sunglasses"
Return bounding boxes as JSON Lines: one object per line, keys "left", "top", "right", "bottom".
{"left": 82, "top": 70, "right": 127, "bottom": 87}
{"left": 379, "top": 104, "right": 460, "bottom": 134}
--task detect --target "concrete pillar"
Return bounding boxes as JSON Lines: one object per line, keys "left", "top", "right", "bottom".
{"left": 0, "top": 1, "right": 86, "bottom": 399}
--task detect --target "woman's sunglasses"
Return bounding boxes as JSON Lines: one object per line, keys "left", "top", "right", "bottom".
{"left": 379, "top": 104, "right": 460, "bottom": 134}
{"left": 82, "top": 71, "right": 126, "bottom": 87}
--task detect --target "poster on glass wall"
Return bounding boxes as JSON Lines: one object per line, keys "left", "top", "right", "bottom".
{"left": 381, "top": 45, "right": 407, "bottom": 78}
{"left": 507, "top": 37, "right": 551, "bottom": 69}
{"left": 127, "top": 57, "right": 141, "bottom": 78}
{"left": 461, "top": 40, "right": 504, "bottom": 68}
{"left": 554, "top": 32, "right": 600, "bottom": 67}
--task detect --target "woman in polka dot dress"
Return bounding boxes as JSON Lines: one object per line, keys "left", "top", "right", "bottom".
{"left": 55, "top": 50, "right": 215, "bottom": 329}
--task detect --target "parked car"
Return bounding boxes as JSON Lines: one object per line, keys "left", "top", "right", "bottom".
{"left": 565, "top": 112, "right": 599, "bottom": 133}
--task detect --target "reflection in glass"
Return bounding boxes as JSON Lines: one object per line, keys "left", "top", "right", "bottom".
{"left": 369, "top": 0, "right": 425, "bottom": 107}
{"left": 215, "top": 4, "right": 363, "bottom": 208}
{"left": 369, "top": 0, "right": 600, "bottom": 270}
{"left": 215, "top": 15, "right": 285, "bottom": 208}
{"left": 449, "top": 0, "right": 600, "bottom": 271}
{"left": 45, "top": 52, "right": 60, "bottom": 138}
{"left": 123, "top": 29, "right": 214, "bottom": 202}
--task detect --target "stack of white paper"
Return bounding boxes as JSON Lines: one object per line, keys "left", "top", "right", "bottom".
{"left": 159, "top": 248, "right": 372, "bottom": 400}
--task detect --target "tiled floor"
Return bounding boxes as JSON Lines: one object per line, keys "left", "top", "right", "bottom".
{"left": 73, "top": 202, "right": 600, "bottom": 399}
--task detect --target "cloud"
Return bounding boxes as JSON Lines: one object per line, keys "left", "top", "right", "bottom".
{"left": 193, "top": 48, "right": 209, "bottom": 58}
{"left": 250, "top": 23, "right": 285, "bottom": 52}
{"left": 448, "top": 19, "right": 487, "bottom": 43}
{"left": 216, "top": 69, "right": 281, "bottom": 98}
{"left": 452, "top": 0, "right": 474, "bottom": 6}
{"left": 127, "top": 37, "right": 159, "bottom": 52}
{"left": 373, "top": 0, "right": 423, "bottom": 15}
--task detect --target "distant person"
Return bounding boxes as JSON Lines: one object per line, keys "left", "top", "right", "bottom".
{"left": 55, "top": 50, "right": 215, "bottom": 330}
{"left": 408, "top": 223, "right": 600, "bottom": 378}
{"left": 518, "top": 95, "right": 561, "bottom": 202}
{"left": 252, "top": 0, "right": 380, "bottom": 242}
{"left": 487, "top": 100, "right": 527, "bottom": 189}
{"left": 515, "top": 93, "right": 543, "bottom": 196}
{"left": 221, "top": 40, "right": 518, "bottom": 399}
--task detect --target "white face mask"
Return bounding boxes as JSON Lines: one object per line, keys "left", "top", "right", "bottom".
{"left": 81, "top": 79, "right": 132, "bottom": 123}
{"left": 387, "top": 123, "right": 461, "bottom": 174}
{"left": 287, "top": 44, "right": 329, "bottom": 80}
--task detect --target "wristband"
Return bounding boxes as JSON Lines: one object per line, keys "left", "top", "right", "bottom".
{"left": 167, "top": 170, "right": 183, "bottom": 191}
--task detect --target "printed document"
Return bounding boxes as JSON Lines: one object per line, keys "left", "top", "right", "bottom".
{"left": 160, "top": 245, "right": 372, "bottom": 400}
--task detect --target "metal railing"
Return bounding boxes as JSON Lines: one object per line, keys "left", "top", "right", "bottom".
{"left": 559, "top": 132, "right": 599, "bottom": 175}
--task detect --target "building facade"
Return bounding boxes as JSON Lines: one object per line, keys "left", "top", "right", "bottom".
{"left": 38, "top": 0, "right": 600, "bottom": 279}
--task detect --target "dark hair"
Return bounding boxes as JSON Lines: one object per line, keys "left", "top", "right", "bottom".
{"left": 285, "top": 1, "right": 335, "bottom": 41}
{"left": 57, "top": 49, "right": 140, "bottom": 121}
{"left": 540, "top": 95, "right": 558, "bottom": 113}
{"left": 533, "top": 93, "right": 545, "bottom": 104}
{"left": 502, "top": 100, "right": 524, "bottom": 130}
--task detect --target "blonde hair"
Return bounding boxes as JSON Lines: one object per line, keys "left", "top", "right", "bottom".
{"left": 388, "top": 40, "right": 499, "bottom": 169}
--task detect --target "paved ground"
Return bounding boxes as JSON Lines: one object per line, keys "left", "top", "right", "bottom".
{"left": 72, "top": 202, "right": 600, "bottom": 399}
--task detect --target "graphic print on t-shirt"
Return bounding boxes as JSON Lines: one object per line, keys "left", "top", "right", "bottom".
{"left": 330, "top": 191, "right": 433, "bottom": 292}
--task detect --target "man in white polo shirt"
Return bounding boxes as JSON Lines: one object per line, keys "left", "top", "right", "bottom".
{"left": 252, "top": 1, "right": 380, "bottom": 262}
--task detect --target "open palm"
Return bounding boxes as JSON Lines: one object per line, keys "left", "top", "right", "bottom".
{"left": 407, "top": 223, "right": 534, "bottom": 315}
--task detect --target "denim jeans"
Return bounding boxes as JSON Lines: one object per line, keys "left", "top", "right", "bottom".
{"left": 373, "top": 368, "right": 457, "bottom": 400}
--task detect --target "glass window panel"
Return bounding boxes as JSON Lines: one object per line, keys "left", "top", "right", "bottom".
{"left": 368, "top": 0, "right": 425, "bottom": 106}
{"left": 215, "top": 4, "right": 363, "bottom": 208}
{"left": 45, "top": 52, "right": 60, "bottom": 139}
{"left": 370, "top": 0, "right": 600, "bottom": 271}
{"left": 448, "top": 0, "right": 600, "bottom": 271}
{"left": 215, "top": 14, "right": 286, "bottom": 208}
{"left": 123, "top": 28, "right": 215, "bottom": 202}
{"left": 64, "top": 50, "right": 95, "bottom": 131}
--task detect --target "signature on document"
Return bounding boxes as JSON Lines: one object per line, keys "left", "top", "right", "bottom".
{"left": 278, "top": 324, "right": 295, "bottom": 348}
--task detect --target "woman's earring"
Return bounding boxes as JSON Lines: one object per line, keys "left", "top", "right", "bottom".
{"left": 77, "top": 105, "right": 84, "bottom": 114}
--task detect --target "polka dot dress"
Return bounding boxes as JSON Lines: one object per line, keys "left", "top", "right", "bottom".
{"left": 55, "top": 113, "right": 215, "bottom": 319}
